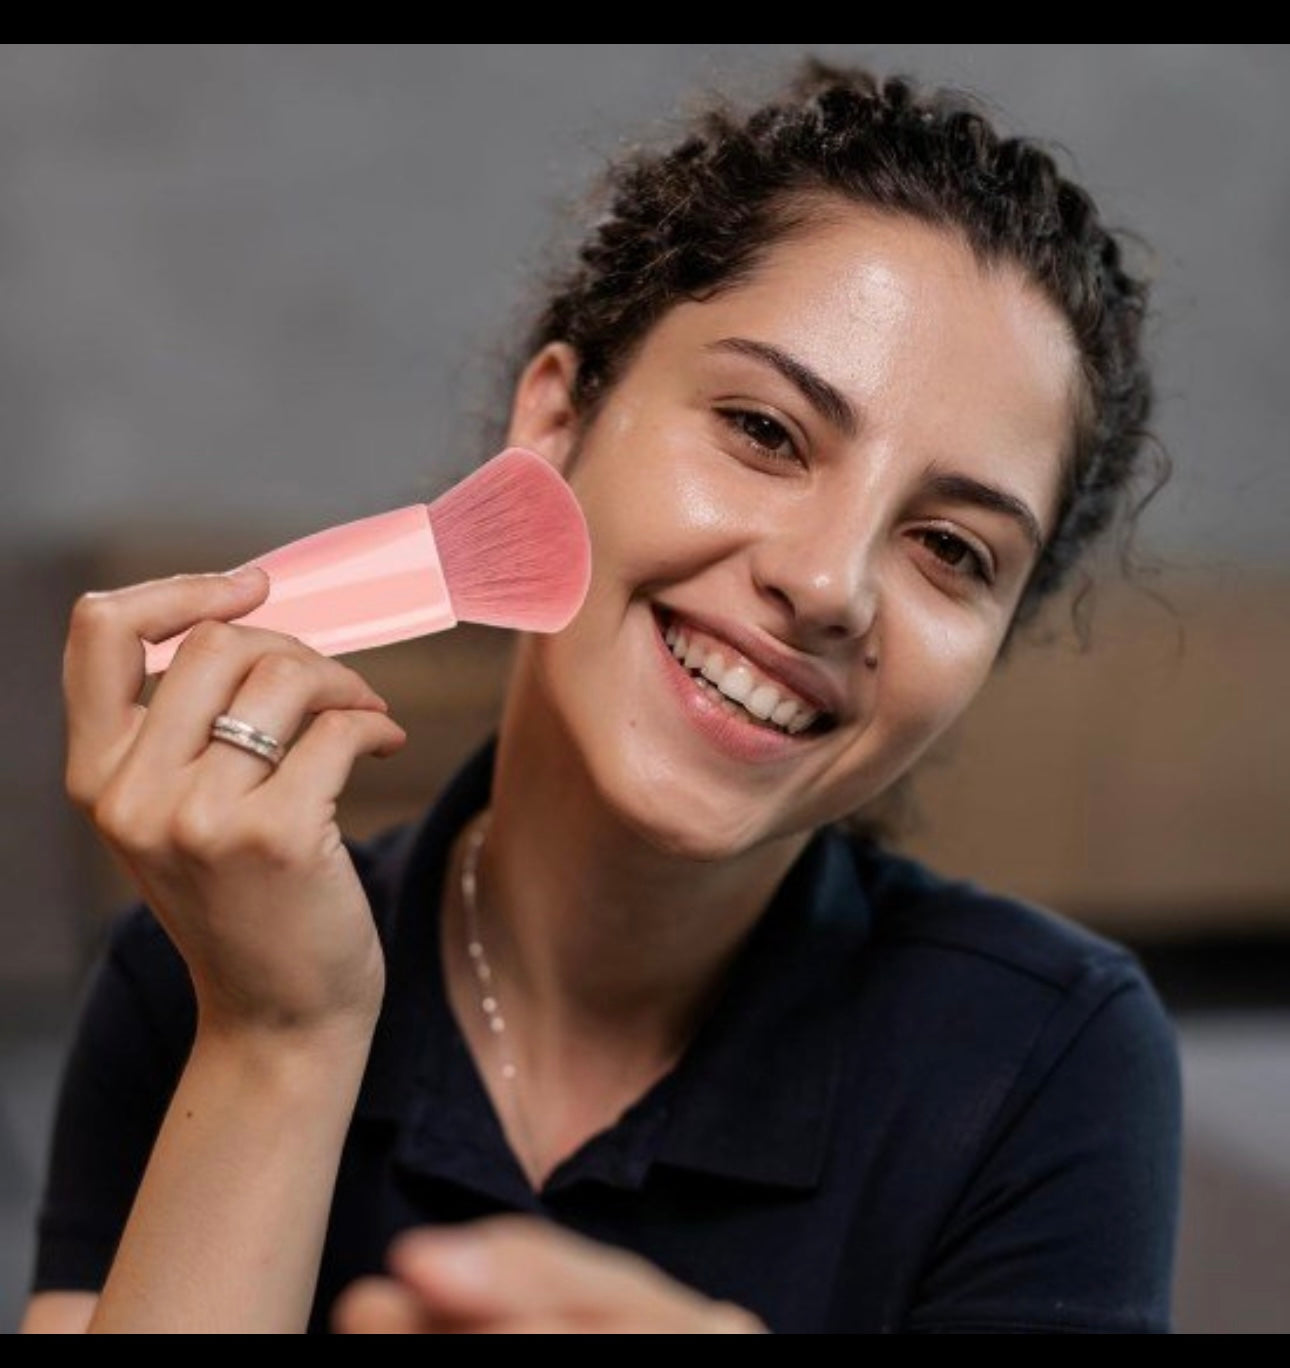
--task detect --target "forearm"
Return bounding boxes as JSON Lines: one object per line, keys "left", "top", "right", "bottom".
{"left": 88, "top": 1021, "right": 371, "bottom": 1334}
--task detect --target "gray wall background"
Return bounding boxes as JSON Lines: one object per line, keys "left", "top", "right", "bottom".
{"left": 2, "top": 43, "right": 1287, "bottom": 568}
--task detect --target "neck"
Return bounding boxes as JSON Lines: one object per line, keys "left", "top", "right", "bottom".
{"left": 460, "top": 640, "right": 811, "bottom": 1080}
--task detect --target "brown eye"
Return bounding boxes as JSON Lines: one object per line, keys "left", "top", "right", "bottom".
{"left": 717, "top": 408, "right": 800, "bottom": 464}
{"left": 918, "top": 529, "right": 993, "bottom": 585}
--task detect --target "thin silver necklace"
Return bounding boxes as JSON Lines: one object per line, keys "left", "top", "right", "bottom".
{"left": 460, "top": 811, "right": 519, "bottom": 1084}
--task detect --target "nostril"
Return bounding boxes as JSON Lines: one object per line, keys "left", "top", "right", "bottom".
{"left": 763, "top": 585, "right": 794, "bottom": 615}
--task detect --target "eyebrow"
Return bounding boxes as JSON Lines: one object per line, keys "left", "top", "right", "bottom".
{"left": 708, "top": 337, "right": 858, "bottom": 438}
{"left": 921, "top": 469, "right": 1046, "bottom": 553}
{"left": 709, "top": 335, "right": 1045, "bottom": 553}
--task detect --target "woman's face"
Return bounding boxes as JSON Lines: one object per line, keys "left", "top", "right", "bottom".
{"left": 508, "top": 207, "right": 1078, "bottom": 860}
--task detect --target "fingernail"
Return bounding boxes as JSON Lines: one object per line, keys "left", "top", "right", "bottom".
{"left": 223, "top": 564, "right": 263, "bottom": 583}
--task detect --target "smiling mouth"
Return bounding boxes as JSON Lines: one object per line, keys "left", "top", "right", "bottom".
{"left": 652, "top": 607, "right": 837, "bottom": 738}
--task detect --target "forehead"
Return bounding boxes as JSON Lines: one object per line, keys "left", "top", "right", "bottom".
{"left": 645, "top": 206, "right": 1080, "bottom": 527}
{"left": 730, "top": 205, "right": 1077, "bottom": 399}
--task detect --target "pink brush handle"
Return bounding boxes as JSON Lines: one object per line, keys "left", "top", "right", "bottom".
{"left": 143, "top": 503, "right": 455, "bottom": 674}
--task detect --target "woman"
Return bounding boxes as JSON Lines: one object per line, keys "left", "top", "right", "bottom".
{"left": 26, "top": 59, "right": 1180, "bottom": 1333}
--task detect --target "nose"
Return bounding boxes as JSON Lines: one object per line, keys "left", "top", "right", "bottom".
{"left": 749, "top": 502, "right": 880, "bottom": 649}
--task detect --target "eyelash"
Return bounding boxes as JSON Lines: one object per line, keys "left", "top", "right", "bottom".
{"left": 716, "top": 407, "right": 995, "bottom": 587}
{"left": 916, "top": 528, "right": 994, "bottom": 585}
{"left": 718, "top": 407, "right": 800, "bottom": 464}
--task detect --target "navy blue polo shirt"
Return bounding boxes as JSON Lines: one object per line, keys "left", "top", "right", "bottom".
{"left": 33, "top": 737, "right": 1181, "bottom": 1332}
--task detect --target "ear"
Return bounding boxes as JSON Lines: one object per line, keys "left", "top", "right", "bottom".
{"left": 505, "top": 342, "right": 581, "bottom": 475}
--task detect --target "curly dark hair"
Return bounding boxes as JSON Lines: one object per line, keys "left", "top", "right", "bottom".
{"left": 507, "top": 58, "right": 1174, "bottom": 842}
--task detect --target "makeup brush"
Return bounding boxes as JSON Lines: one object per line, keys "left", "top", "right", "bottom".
{"left": 142, "top": 447, "right": 591, "bottom": 674}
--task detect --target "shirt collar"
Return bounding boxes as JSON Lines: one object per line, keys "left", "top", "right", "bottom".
{"left": 353, "top": 736, "right": 874, "bottom": 1195}
{"left": 651, "top": 828, "right": 871, "bottom": 1190}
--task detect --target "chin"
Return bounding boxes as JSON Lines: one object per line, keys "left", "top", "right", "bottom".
{"left": 584, "top": 737, "right": 789, "bottom": 864}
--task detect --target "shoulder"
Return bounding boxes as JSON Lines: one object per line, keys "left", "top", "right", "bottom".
{"left": 817, "top": 838, "right": 1181, "bottom": 1332}
{"left": 845, "top": 833, "right": 1158, "bottom": 1005}
{"left": 821, "top": 833, "right": 1179, "bottom": 1135}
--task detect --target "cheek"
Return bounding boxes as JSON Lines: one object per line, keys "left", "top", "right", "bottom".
{"left": 797, "top": 615, "right": 997, "bottom": 832}
{"left": 569, "top": 403, "right": 754, "bottom": 588}
{"left": 878, "top": 604, "right": 998, "bottom": 757}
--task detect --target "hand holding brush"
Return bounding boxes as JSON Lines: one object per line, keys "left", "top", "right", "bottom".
{"left": 61, "top": 442, "right": 590, "bottom": 1051}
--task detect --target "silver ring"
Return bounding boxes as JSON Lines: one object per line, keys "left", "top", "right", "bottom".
{"left": 210, "top": 713, "right": 285, "bottom": 769}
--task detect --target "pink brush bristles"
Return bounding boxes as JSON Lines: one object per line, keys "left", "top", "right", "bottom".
{"left": 432, "top": 447, "right": 591, "bottom": 633}
{"left": 142, "top": 447, "right": 591, "bottom": 673}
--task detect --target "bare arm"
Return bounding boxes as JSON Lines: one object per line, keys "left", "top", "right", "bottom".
{"left": 42, "top": 568, "right": 406, "bottom": 1332}
{"left": 20, "top": 1293, "right": 98, "bottom": 1334}
{"left": 85, "top": 1023, "right": 369, "bottom": 1333}
{"left": 21, "top": 1026, "right": 366, "bottom": 1334}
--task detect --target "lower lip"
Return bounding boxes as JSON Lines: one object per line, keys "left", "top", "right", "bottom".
{"left": 650, "top": 610, "right": 818, "bottom": 764}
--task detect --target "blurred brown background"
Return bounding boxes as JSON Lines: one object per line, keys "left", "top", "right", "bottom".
{"left": 3, "top": 45, "right": 1288, "bottom": 1333}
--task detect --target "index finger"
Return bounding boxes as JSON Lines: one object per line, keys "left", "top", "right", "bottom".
{"left": 62, "top": 566, "right": 269, "bottom": 768}
{"left": 385, "top": 1216, "right": 690, "bottom": 1325}
{"left": 332, "top": 1277, "right": 437, "bottom": 1335}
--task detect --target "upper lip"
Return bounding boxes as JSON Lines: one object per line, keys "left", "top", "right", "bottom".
{"left": 655, "top": 604, "right": 848, "bottom": 720}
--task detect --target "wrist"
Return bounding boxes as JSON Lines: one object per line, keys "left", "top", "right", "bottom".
{"left": 192, "top": 954, "right": 385, "bottom": 1062}
{"left": 191, "top": 1010, "right": 376, "bottom": 1098}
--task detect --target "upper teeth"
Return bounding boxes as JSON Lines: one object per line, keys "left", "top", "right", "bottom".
{"left": 663, "top": 618, "right": 823, "bottom": 735}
